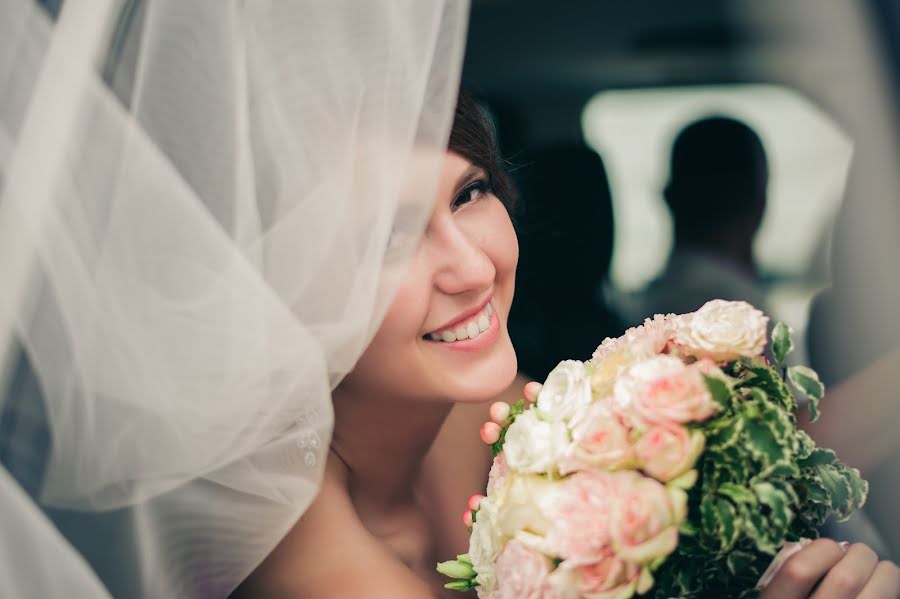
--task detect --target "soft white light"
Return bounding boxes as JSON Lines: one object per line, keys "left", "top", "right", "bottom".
{"left": 582, "top": 84, "right": 854, "bottom": 292}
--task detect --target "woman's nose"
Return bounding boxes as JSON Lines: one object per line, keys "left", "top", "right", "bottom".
{"left": 430, "top": 222, "right": 496, "bottom": 296}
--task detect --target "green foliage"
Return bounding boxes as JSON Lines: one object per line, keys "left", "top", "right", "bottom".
{"left": 649, "top": 322, "right": 866, "bottom": 598}
{"left": 738, "top": 366, "right": 796, "bottom": 416}
{"left": 772, "top": 322, "right": 794, "bottom": 366}
{"left": 444, "top": 580, "right": 477, "bottom": 591}
{"left": 787, "top": 366, "right": 825, "bottom": 422}
{"left": 437, "top": 555, "right": 478, "bottom": 591}
{"left": 704, "top": 375, "right": 734, "bottom": 411}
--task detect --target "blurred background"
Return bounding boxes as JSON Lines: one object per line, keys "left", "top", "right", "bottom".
{"left": 463, "top": 0, "right": 900, "bottom": 558}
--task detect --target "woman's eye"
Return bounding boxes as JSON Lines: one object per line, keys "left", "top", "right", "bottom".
{"left": 452, "top": 179, "right": 493, "bottom": 211}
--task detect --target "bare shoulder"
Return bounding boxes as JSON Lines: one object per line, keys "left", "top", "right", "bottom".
{"left": 234, "top": 460, "right": 435, "bottom": 599}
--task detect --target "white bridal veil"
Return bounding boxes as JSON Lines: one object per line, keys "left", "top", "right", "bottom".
{"left": 0, "top": 0, "right": 469, "bottom": 596}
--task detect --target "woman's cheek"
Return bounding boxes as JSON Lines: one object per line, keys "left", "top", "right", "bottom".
{"left": 383, "top": 263, "right": 432, "bottom": 344}
{"left": 357, "top": 259, "right": 429, "bottom": 366}
{"left": 483, "top": 202, "right": 518, "bottom": 302}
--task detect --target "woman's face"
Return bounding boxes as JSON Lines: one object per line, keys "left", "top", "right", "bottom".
{"left": 343, "top": 151, "right": 518, "bottom": 403}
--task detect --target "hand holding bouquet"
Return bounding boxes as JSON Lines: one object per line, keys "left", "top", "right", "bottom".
{"left": 438, "top": 300, "right": 867, "bottom": 598}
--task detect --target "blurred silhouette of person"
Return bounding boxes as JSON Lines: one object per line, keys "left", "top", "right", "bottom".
{"left": 508, "top": 143, "right": 624, "bottom": 382}
{"left": 629, "top": 115, "right": 775, "bottom": 322}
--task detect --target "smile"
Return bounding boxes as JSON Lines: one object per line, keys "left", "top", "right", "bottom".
{"left": 426, "top": 302, "right": 493, "bottom": 343}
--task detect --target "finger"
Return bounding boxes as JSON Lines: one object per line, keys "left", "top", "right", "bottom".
{"left": 811, "top": 543, "right": 878, "bottom": 599}
{"left": 761, "top": 539, "right": 846, "bottom": 599}
{"left": 480, "top": 422, "right": 501, "bottom": 445}
{"left": 856, "top": 561, "right": 900, "bottom": 599}
{"left": 489, "top": 402, "right": 510, "bottom": 424}
{"left": 523, "top": 382, "right": 541, "bottom": 403}
{"left": 462, "top": 509, "right": 473, "bottom": 528}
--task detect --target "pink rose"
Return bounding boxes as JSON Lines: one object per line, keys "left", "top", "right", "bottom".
{"left": 487, "top": 451, "right": 508, "bottom": 495}
{"left": 493, "top": 540, "right": 559, "bottom": 599}
{"left": 590, "top": 315, "right": 676, "bottom": 397}
{"left": 576, "top": 551, "right": 642, "bottom": 598}
{"left": 615, "top": 356, "right": 721, "bottom": 429}
{"left": 592, "top": 314, "right": 675, "bottom": 363}
{"left": 634, "top": 423, "right": 705, "bottom": 483}
{"left": 562, "top": 404, "right": 634, "bottom": 474}
{"left": 545, "top": 471, "right": 615, "bottom": 565}
{"left": 609, "top": 472, "right": 686, "bottom": 564}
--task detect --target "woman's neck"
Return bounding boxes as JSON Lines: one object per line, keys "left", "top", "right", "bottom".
{"left": 330, "top": 384, "right": 453, "bottom": 515}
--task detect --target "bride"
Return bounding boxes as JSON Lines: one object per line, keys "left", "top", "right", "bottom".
{"left": 1, "top": 1, "right": 896, "bottom": 598}
{"left": 235, "top": 91, "right": 900, "bottom": 598}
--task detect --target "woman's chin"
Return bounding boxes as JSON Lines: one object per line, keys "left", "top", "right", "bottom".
{"left": 441, "top": 348, "right": 518, "bottom": 404}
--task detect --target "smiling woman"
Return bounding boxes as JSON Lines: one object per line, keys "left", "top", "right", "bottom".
{"left": 343, "top": 149, "right": 518, "bottom": 405}
{"left": 233, "top": 92, "right": 520, "bottom": 597}
{"left": 342, "top": 93, "right": 519, "bottom": 405}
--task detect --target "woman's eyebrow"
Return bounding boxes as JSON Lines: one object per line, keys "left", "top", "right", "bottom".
{"left": 454, "top": 164, "right": 485, "bottom": 193}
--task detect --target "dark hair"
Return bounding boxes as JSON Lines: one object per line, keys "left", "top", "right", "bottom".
{"left": 664, "top": 116, "right": 768, "bottom": 233}
{"left": 509, "top": 143, "right": 623, "bottom": 381}
{"left": 448, "top": 90, "right": 515, "bottom": 208}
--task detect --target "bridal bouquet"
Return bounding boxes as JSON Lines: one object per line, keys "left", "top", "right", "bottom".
{"left": 437, "top": 300, "right": 867, "bottom": 599}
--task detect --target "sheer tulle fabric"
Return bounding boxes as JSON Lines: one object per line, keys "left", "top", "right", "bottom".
{"left": 0, "top": 0, "right": 468, "bottom": 596}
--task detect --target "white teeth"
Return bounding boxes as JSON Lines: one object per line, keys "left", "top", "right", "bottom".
{"left": 429, "top": 302, "right": 494, "bottom": 343}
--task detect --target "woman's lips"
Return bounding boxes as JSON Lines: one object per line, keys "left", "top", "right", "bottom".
{"left": 423, "top": 305, "right": 500, "bottom": 353}
{"left": 426, "top": 296, "right": 493, "bottom": 336}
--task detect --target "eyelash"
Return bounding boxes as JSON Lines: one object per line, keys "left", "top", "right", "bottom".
{"left": 452, "top": 178, "right": 493, "bottom": 212}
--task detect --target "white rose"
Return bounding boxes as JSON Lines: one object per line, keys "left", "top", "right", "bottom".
{"left": 496, "top": 472, "right": 561, "bottom": 538}
{"left": 503, "top": 410, "right": 570, "bottom": 474}
{"left": 675, "top": 300, "right": 769, "bottom": 363}
{"left": 471, "top": 474, "right": 562, "bottom": 597}
{"left": 469, "top": 496, "right": 502, "bottom": 595}
{"left": 536, "top": 360, "right": 593, "bottom": 425}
